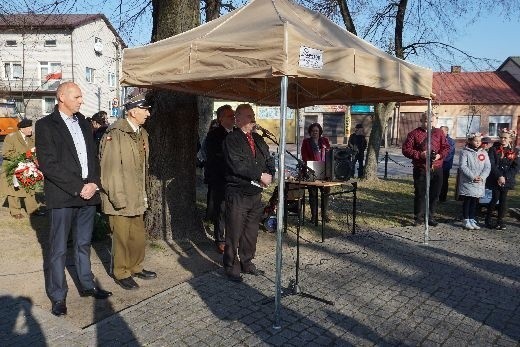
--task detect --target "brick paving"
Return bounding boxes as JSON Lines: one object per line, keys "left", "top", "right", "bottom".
{"left": 2, "top": 220, "right": 519, "bottom": 346}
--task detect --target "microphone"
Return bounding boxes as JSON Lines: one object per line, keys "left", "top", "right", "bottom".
{"left": 254, "top": 124, "right": 276, "bottom": 138}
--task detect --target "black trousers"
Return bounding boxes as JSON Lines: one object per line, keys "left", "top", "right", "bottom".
{"left": 413, "top": 167, "right": 443, "bottom": 221}
{"left": 355, "top": 154, "right": 365, "bottom": 178}
{"left": 223, "top": 191, "right": 263, "bottom": 277}
{"left": 487, "top": 188, "right": 509, "bottom": 221}
{"left": 439, "top": 168, "right": 451, "bottom": 202}
{"left": 461, "top": 196, "right": 478, "bottom": 219}
{"left": 46, "top": 205, "right": 96, "bottom": 302}
{"left": 208, "top": 183, "right": 226, "bottom": 244}
{"left": 308, "top": 186, "right": 330, "bottom": 221}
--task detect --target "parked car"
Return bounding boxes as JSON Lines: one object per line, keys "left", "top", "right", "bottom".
{"left": 0, "top": 102, "right": 20, "bottom": 140}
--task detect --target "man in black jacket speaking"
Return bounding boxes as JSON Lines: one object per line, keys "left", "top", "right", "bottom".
{"left": 222, "top": 104, "right": 275, "bottom": 282}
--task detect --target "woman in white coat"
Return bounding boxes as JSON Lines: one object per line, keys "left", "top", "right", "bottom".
{"left": 457, "top": 133, "right": 491, "bottom": 230}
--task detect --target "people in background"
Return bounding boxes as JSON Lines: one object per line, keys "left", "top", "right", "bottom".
{"left": 348, "top": 123, "right": 368, "bottom": 178}
{"left": 402, "top": 112, "right": 450, "bottom": 226}
{"left": 198, "top": 119, "right": 220, "bottom": 170}
{"left": 480, "top": 136, "right": 492, "bottom": 151}
{"left": 204, "top": 105, "right": 235, "bottom": 254}
{"left": 457, "top": 133, "right": 490, "bottom": 230}
{"left": 99, "top": 93, "right": 157, "bottom": 290}
{"left": 222, "top": 104, "right": 275, "bottom": 282}
{"left": 485, "top": 129, "right": 519, "bottom": 230}
{"left": 301, "top": 122, "right": 331, "bottom": 223}
{"left": 0, "top": 119, "right": 43, "bottom": 218}
{"left": 36, "top": 82, "right": 112, "bottom": 317}
{"left": 91, "top": 111, "right": 108, "bottom": 149}
{"left": 439, "top": 126, "right": 455, "bottom": 202}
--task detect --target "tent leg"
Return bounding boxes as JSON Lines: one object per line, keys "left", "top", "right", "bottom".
{"left": 273, "top": 76, "right": 288, "bottom": 330}
{"left": 424, "top": 100, "right": 432, "bottom": 245}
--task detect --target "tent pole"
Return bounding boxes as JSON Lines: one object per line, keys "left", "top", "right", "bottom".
{"left": 273, "top": 75, "right": 288, "bottom": 330}
{"left": 296, "top": 81, "right": 301, "bottom": 159}
{"left": 424, "top": 100, "right": 432, "bottom": 245}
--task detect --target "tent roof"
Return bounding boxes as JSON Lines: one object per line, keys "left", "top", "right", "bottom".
{"left": 121, "top": 0, "right": 432, "bottom": 107}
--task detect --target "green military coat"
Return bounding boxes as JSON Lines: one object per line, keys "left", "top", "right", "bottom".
{"left": 0, "top": 131, "right": 36, "bottom": 198}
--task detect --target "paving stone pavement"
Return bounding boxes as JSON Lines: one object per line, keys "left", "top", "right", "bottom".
{"left": 2, "top": 222, "right": 520, "bottom": 346}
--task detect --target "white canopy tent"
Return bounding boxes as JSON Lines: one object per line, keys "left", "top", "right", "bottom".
{"left": 121, "top": 0, "right": 434, "bottom": 328}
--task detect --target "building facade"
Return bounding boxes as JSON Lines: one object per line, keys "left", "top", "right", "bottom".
{"left": 0, "top": 14, "right": 125, "bottom": 120}
{"left": 398, "top": 67, "right": 520, "bottom": 149}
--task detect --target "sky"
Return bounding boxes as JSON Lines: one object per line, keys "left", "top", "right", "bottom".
{"left": 6, "top": 0, "right": 520, "bottom": 72}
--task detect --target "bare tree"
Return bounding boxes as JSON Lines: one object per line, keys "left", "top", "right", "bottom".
{"left": 299, "top": 0, "right": 519, "bottom": 180}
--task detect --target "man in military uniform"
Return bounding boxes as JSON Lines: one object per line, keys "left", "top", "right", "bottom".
{"left": 99, "top": 93, "right": 157, "bottom": 290}
{"left": 0, "top": 119, "right": 42, "bottom": 218}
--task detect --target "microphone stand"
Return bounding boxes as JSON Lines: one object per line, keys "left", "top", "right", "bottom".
{"left": 260, "top": 130, "right": 334, "bottom": 306}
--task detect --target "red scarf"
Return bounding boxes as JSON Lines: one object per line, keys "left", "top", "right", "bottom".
{"left": 496, "top": 146, "right": 517, "bottom": 161}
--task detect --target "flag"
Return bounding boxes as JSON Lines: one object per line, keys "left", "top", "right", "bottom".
{"left": 45, "top": 71, "right": 62, "bottom": 80}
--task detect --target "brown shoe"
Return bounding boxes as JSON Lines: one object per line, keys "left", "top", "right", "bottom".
{"left": 12, "top": 214, "right": 24, "bottom": 219}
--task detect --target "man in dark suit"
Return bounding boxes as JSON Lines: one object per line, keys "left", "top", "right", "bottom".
{"left": 204, "top": 104, "right": 235, "bottom": 254}
{"left": 222, "top": 104, "right": 275, "bottom": 282}
{"left": 35, "top": 82, "right": 112, "bottom": 317}
{"left": 347, "top": 124, "right": 368, "bottom": 178}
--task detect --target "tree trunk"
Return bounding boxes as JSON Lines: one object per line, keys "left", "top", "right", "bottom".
{"left": 204, "top": 0, "right": 221, "bottom": 21}
{"left": 364, "top": 102, "right": 395, "bottom": 180}
{"left": 198, "top": 0, "right": 222, "bottom": 140}
{"left": 146, "top": 0, "right": 202, "bottom": 241}
{"left": 336, "top": 0, "right": 357, "bottom": 35}
{"left": 364, "top": 0, "right": 404, "bottom": 181}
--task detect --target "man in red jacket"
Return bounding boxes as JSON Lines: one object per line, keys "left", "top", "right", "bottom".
{"left": 402, "top": 112, "right": 450, "bottom": 226}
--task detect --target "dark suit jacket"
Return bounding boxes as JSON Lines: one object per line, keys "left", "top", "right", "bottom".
{"left": 223, "top": 129, "right": 275, "bottom": 196}
{"left": 205, "top": 125, "right": 229, "bottom": 185}
{"left": 35, "top": 108, "right": 101, "bottom": 209}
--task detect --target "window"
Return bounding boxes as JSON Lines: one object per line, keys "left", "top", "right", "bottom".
{"left": 44, "top": 39, "right": 56, "bottom": 47}
{"left": 5, "top": 40, "right": 17, "bottom": 47}
{"left": 43, "top": 97, "right": 57, "bottom": 114}
{"left": 456, "top": 115, "right": 481, "bottom": 138}
{"left": 94, "top": 37, "right": 103, "bottom": 55}
{"left": 488, "top": 115, "right": 512, "bottom": 137}
{"left": 13, "top": 98, "right": 25, "bottom": 114}
{"left": 40, "top": 61, "right": 62, "bottom": 82}
{"left": 108, "top": 72, "right": 116, "bottom": 87}
{"left": 85, "top": 67, "right": 95, "bottom": 83}
{"left": 4, "top": 62, "right": 22, "bottom": 79}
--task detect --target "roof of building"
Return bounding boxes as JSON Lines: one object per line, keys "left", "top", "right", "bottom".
{"left": 404, "top": 70, "right": 520, "bottom": 105}
{"left": 497, "top": 56, "right": 520, "bottom": 71}
{"left": 0, "top": 14, "right": 126, "bottom": 47}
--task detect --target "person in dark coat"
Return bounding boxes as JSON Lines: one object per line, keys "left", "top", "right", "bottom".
{"left": 91, "top": 111, "right": 108, "bottom": 150}
{"left": 347, "top": 123, "right": 368, "bottom": 178}
{"left": 222, "top": 104, "right": 275, "bottom": 282}
{"left": 485, "top": 129, "right": 519, "bottom": 230}
{"left": 204, "top": 105, "right": 235, "bottom": 254}
{"left": 35, "top": 82, "right": 112, "bottom": 317}
{"left": 439, "top": 126, "right": 455, "bottom": 202}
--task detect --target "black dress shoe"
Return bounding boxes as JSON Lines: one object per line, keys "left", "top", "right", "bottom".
{"left": 80, "top": 287, "right": 113, "bottom": 299}
{"left": 226, "top": 273, "right": 243, "bottom": 282}
{"left": 243, "top": 267, "right": 265, "bottom": 276}
{"left": 116, "top": 277, "right": 139, "bottom": 290}
{"left": 428, "top": 219, "right": 439, "bottom": 227}
{"left": 132, "top": 269, "right": 157, "bottom": 280}
{"left": 413, "top": 219, "right": 424, "bottom": 226}
{"left": 51, "top": 300, "right": 67, "bottom": 316}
